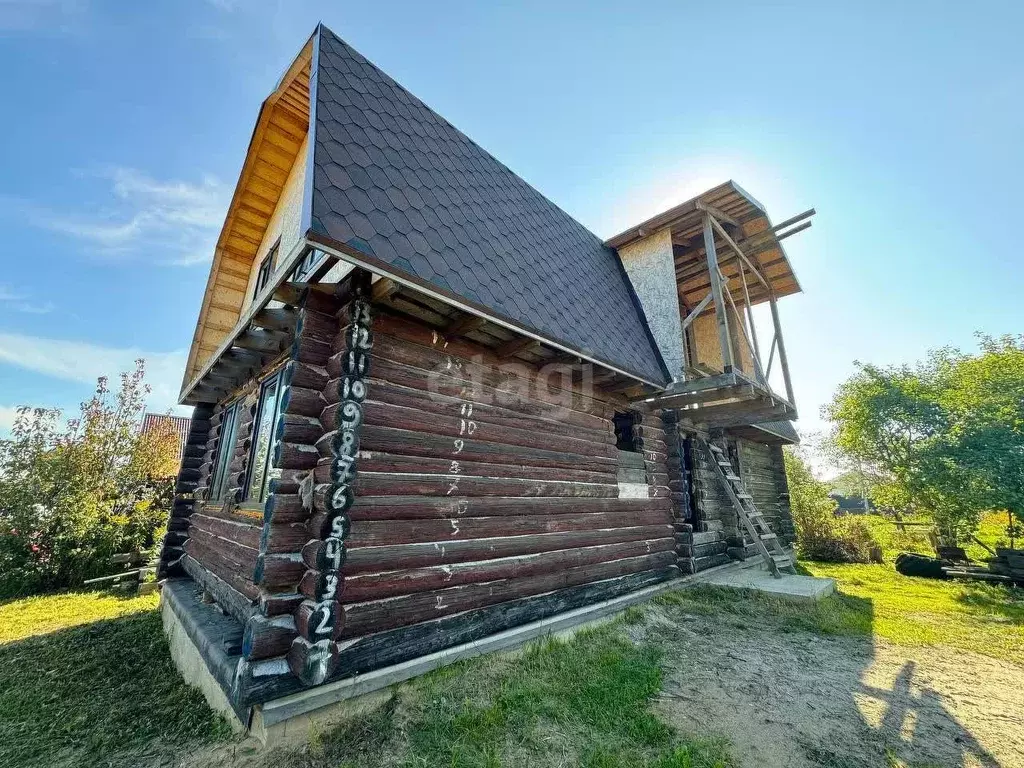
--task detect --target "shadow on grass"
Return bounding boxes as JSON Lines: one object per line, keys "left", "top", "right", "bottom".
{"left": 0, "top": 607, "right": 230, "bottom": 768}
{"left": 654, "top": 580, "right": 1005, "bottom": 768}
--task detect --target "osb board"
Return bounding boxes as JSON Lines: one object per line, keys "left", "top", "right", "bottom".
{"left": 690, "top": 311, "right": 754, "bottom": 375}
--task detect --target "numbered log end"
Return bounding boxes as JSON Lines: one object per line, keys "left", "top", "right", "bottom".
{"left": 299, "top": 568, "right": 345, "bottom": 602}
{"left": 294, "top": 598, "right": 345, "bottom": 642}
{"left": 287, "top": 637, "right": 340, "bottom": 686}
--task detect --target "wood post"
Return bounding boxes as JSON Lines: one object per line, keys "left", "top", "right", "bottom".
{"left": 702, "top": 214, "right": 734, "bottom": 372}
{"left": 768, "top": 289, "right": 795, "bottom": 404}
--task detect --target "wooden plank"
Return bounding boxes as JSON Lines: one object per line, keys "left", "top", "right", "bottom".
{"left": 337, "top": 453, "right": 614, "bottom": 485}
{"left": 344, "top": 495, "right": 670, "bottom": 521}
{"left": 237, "top": 567, "right": 678, "bottom": 706}
{"left": 324, "top": 424, "right": 617, "bottom": 473}
{"left": 320, "top": 400, "right": 614, "bottom": 459}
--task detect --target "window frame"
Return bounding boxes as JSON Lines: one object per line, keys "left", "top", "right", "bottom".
{"left": 244, "top": 370, "right": 285, "bottom": 504}
{"left": 209, "top": 400, "right": 242, "bottom": 502}
{"left": 253, "top": 238, "right": 281, "bottom": 297}
{"left": 292, "top": 248, "right": 326, "bottom": 282}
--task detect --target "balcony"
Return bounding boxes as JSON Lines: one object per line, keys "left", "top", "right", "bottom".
{"left": 612, "top": 182, "right": 811, "bottom": 427}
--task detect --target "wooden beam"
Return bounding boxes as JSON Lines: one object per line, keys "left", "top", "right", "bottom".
{"left": 252, "top": 308, "right": 298, "bottom": 334}
{"left": 236, "top": 329, "right": 287, "bottom": 354}
{"left": 695, "top": 200, "right": 739, "bottom": 227}
{"left": 768, "top": 290, "right": 795, "bottom": 404}
{"left": 494, "top": 336, "right": 541, "bottom": 359}
{"left": 372, "top": 277, "right": 401, "bottom": 302}
{"left": 444, "top": 313, "right": 487, "bottom": 338}
{"left": 680, "top": 292, "right": 713, "bottom": 331}
{"left": 702, "top": 215, "right": 734, "bottom": 371}
{"left": 708, "top": 216, "right": 770, "bottom": 289}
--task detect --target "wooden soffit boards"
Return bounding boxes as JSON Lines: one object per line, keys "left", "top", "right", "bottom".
{"left": 182, "top": 35, "right": 314, "bottom": 396}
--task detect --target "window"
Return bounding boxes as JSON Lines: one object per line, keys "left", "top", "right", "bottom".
{"left": 614, "top": 410, "right": 642, "bottom": 453}
{"left": 292, "top": 248, "right": 324, "bottom": 282}
{"left": 210, "top": 401, "right": 241, "bottom": 501}
{"left": 254, "top": 240, "right": 280, "bottom": 296}
{"left": 245, "top": 371, "right": 285, "bottom": 503}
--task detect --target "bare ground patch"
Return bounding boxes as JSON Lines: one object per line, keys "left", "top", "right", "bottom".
{"left": 636, "top": 600, "right": 1022, "bottom": 768}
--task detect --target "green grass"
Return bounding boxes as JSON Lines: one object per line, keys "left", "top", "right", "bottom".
{"left": 857, "top": 510, "right": 1013, "bottom": 563}
{"left": 0, "top": 590, "right": 230, "bottom": 768}
{"left": 274, "top": 624, "right": 734, "bottom": 768}
{"left": 801, "top": 561, "right": 1024, "bottom": 663}
{"left": 651, "top": 553, "right": 1024, "bottom": 666}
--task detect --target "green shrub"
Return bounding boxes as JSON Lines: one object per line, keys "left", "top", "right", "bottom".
{"left": 0, "top": 362, "right": 178, "bottom": 597}
{"left": 784, "top": 448, "right": 881, "bottom": 564}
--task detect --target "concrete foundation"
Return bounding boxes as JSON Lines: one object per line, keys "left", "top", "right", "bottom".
{"left": 159, "top": 553, "right": 836, "bottom": 746}
{"left": 695, "top": 557, "right": 836, "bottom": 601}
{"left": 160, "top": 593, "right": 247, "bottom": 732}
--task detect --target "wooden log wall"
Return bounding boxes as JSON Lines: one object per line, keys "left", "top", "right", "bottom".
{"left": 236, "top": 276, "right": 678, "bottom": 690}
{"left": 739, "top": 441, "right": 796, "bottom": 547}
{"left": 658, "top": 413, "right": 731, "bottom": 574}
{"left": 157, "top": 404, "right": 214, "bottom": 579}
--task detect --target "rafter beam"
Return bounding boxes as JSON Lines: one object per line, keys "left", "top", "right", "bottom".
{"left": 495, "top": 336, "right": 541, "bottom": 359}
{"left": 444, "top": 313, "right": 487, "bottom": 338}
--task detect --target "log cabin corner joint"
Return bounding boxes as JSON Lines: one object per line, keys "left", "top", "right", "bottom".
{"left": 158, "top": 22, "right": 815, "bottom": 721}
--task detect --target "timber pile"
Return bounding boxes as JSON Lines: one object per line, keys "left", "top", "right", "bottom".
{"left": 988, "top": 548, "right": 1024, "bottom": 584}
{"left": 661, "top": 411, "right": 729, "bottom": 573}
{"left": 170, "top": 273, "right": 679, "bottom": 699}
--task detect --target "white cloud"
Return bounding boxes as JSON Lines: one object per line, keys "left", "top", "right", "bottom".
{"left": 14, "top": 167, "right": 230, "bottom": 267}
{"left": 0, "top": 405, "right": 21, "bottom": 432}
{"left": 0, "top": 284, "right": 54, "bottom": 315}
{"left": 0, "top": 332, "right": 189, "bottom": 414}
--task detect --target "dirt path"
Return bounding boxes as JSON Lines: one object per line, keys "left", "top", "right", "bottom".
{"left": 636, "top": 605, "right": 1023, "bottom": 768}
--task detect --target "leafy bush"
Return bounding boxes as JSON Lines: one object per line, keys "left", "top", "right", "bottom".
{"left": 0, "top": 362, "right": 178, "bottom": 598}
{"left": 784, "top": 448, "right": 881, "bottom": 564}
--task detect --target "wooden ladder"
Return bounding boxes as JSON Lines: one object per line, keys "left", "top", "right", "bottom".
{"left": 701, "top": 438, "right": 795, "bottom": 578}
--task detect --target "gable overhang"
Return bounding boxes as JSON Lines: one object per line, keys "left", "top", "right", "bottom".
{"left": 180, "top": 32, "right": 315, "bottom": 400}
{"left": 605, "top": 180, "right": 806, "bottom": 311}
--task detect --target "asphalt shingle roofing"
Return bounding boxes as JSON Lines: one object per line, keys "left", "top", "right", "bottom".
{"left": 308, "top": 25, "right": 668, "bottom": 385}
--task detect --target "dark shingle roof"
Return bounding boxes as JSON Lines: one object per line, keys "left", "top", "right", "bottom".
{"left": 307, "top": 25, "right": 668, "bottom": 385}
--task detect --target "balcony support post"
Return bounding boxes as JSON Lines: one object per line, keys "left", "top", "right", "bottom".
{"left": 768, "top": 288, "right": 795, "bottom": 404}
{"left": 702, "top": 214, "right": 735, "bottom": 372}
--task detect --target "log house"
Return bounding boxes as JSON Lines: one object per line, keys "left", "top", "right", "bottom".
{"left": 159, "top": 24, "right": 812, "bottom": 721}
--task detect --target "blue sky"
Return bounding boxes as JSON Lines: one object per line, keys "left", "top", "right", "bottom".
{"left": 0, "top": 0, "right": 1021, "bottom": 465}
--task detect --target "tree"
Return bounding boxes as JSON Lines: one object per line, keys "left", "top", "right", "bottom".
{"left": 784, "top": 447, "right": 878, "bottom": 562}
{"left": 823, "top": 335, "right": 1024, "bottom": 544}
{"left": 0, "top": 361, "right": 178, "bottom": 597}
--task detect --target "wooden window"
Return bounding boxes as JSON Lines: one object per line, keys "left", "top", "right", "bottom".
{"left": 292, "top": 248, "right": 324, "bottom": 282}
{"left": 245, "top": 371, "right": 285, "bottom": 503}
{"left": 254, "top": 240, "right": 280, "bottom": 296}
{"left": 209, "top": 401, "right": 241, "bottom": 501}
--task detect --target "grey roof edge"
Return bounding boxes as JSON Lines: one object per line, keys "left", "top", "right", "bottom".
{"left": 306, "top": 228, "right": 668, "bottom": 388}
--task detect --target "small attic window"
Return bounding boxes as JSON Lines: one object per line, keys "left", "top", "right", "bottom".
{"left": 254, "top": 239, "right": 280, "bottom": 296}
{"left": 613, "top": 411, "right": 642, "bottom": 453}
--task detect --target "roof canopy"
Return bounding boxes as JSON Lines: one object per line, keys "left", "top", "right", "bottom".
{"left": 605, "top": 181, "right": 806, "bottom": 311}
